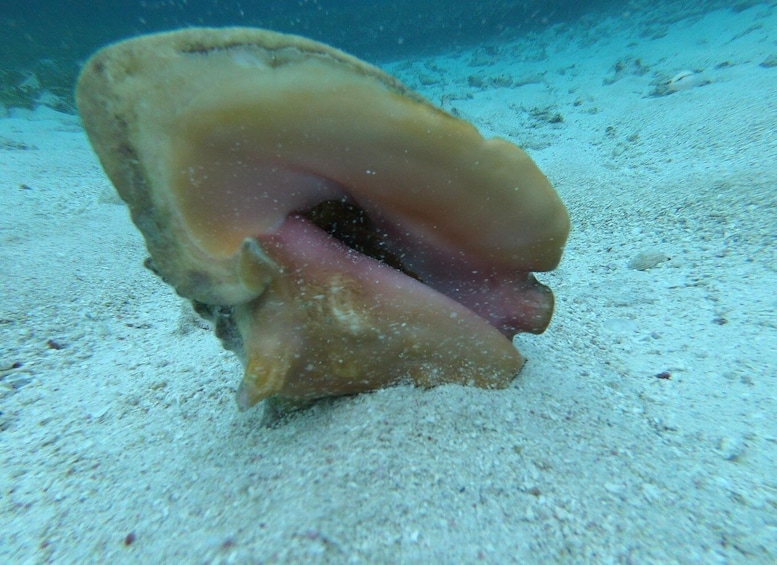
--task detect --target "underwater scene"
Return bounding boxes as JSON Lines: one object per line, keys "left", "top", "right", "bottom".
{"left": 1, "top": 0, "right": 776, "bottom": 562}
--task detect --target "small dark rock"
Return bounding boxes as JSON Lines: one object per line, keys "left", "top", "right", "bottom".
{"left": 759, "top": 54, "right": 777, "bottom": 68}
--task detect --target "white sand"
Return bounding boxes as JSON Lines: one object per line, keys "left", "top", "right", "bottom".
{"left": 2, "top": 4, "right": 776, "bottom": 563}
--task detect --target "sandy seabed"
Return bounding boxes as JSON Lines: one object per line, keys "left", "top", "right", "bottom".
{"left": 2, "top": 4, "right": 776, "bottom": 564}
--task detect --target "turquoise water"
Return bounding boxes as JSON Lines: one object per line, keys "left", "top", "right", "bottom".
{"left": 0, "top": 0, "right": 736, "bottom": 110}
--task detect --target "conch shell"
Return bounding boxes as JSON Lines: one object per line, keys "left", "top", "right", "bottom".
{"left": 76, "top": 28, "right": 569, "bottom": 409}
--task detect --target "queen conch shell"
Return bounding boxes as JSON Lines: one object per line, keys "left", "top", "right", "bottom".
{"left": 76, "top": 28, "right": 570, "bottom": 410}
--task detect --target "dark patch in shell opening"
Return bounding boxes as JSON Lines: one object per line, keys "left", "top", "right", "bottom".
{"left": 300, "top": 199, "right": 420, "bottom": 281}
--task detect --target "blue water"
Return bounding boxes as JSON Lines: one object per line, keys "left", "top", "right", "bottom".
{"left": 3, "top": 1, "right": 555, "bottom": 113}
{"left": 3, "top": 0, "right": 610, "bottom": 63}
{"left": 1, "top": 0, "right": 737, "bottom": 111}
